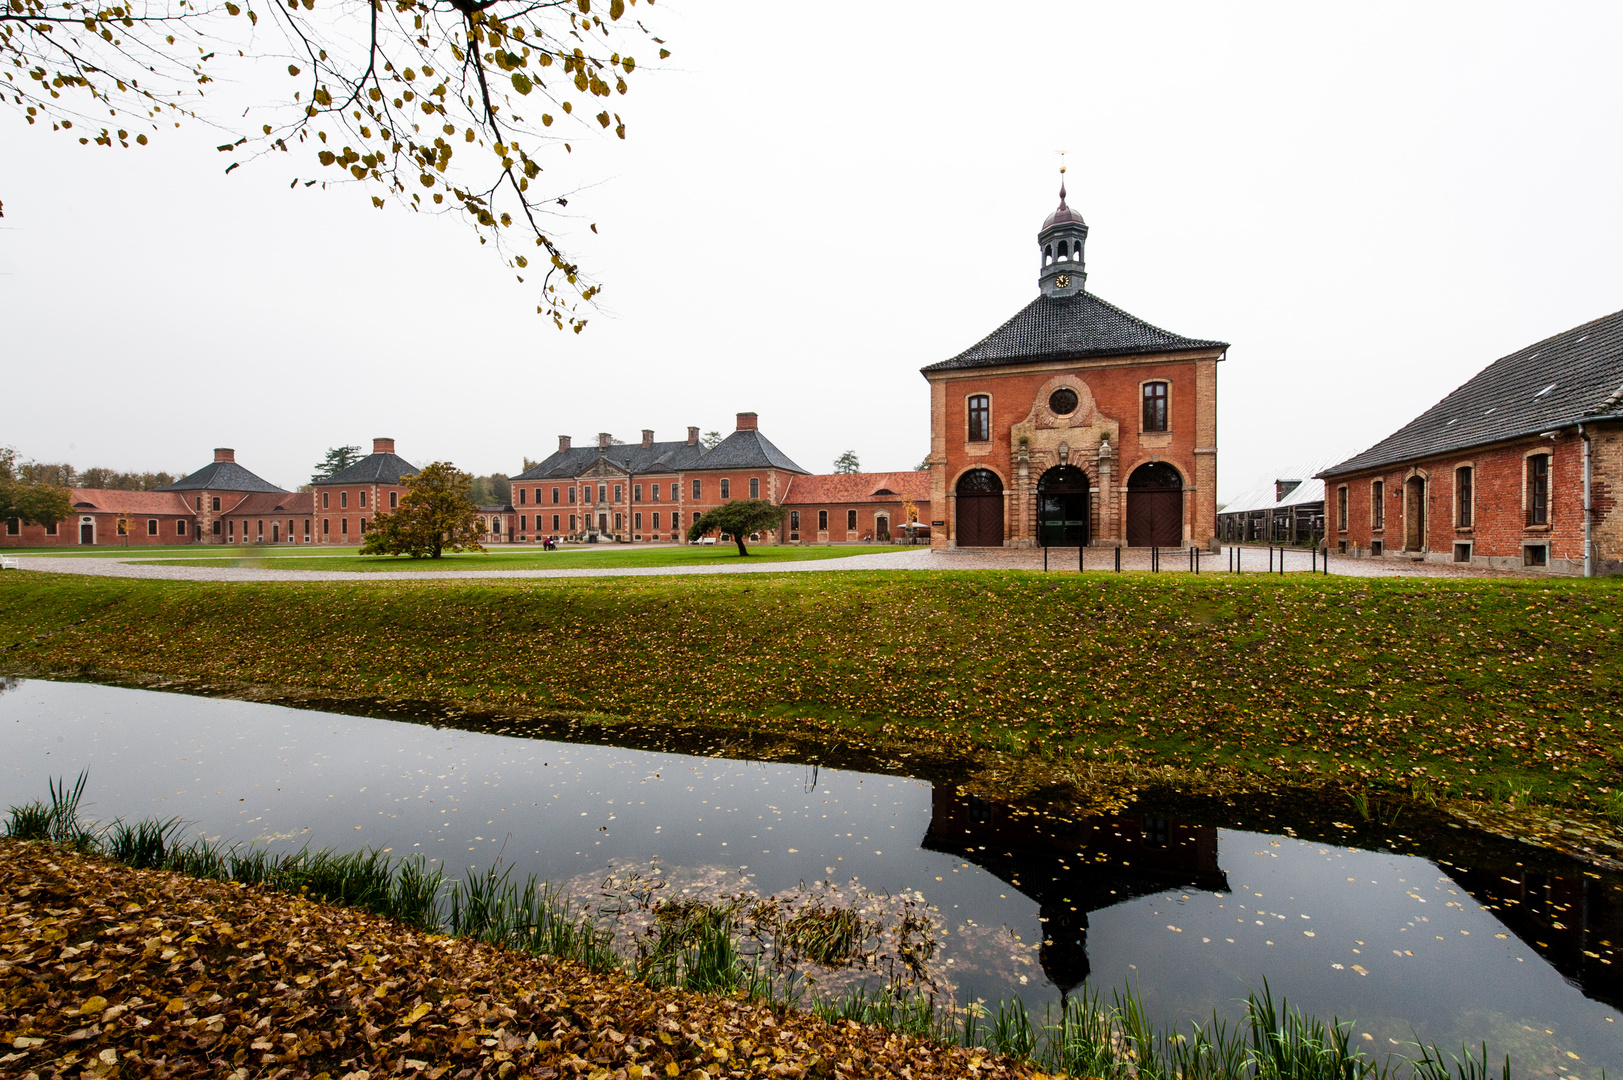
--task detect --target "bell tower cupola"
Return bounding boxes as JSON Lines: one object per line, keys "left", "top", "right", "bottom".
{"left": 1038, "top": 163, "right": 1088, "bottom": 299}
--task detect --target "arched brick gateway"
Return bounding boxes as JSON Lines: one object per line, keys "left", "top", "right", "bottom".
{"left": 955, "top": 468, "right": 1004, "bottom": 547}
{"left": 1127, "top": 462, "right": 1183, "bottom": 546}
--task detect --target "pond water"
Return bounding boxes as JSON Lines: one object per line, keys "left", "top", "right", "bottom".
{"left": 1, "top": 678, "right": 1619, "bottom": 1075}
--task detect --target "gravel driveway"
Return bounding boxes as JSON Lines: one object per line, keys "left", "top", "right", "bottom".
{"left": 7, "top": 544, "right": 1533, "bottom": 582}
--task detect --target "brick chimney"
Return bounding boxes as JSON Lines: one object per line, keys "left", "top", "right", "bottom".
{"left": 597, "top": 432, "right": 612, "bottom": 449}
{"left": 736, "top": 412, "right": 758, "bottom": 431}
{"left": 558, "top": 435, "right": 572, "bottom": 452}
{"left": 214, "top": 448, "right": 235, "bottom": 463}
{"left": 642, "top": 429, "right": 654, "bottom": 449}
{"left": 687, "top": 426, "right": 700, "bottom": 445}
{"left": 373, "top": 437, "right": 395, "bottom": 455}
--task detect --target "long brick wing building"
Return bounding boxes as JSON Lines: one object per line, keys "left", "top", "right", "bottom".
{"left": 922, "top": 174, "right": 1227, "bottom": 549}
{"left": 1319, "top": 308, "right": 1623, "bottom": 575}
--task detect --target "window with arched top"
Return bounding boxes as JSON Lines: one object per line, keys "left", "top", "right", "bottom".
{"left": 1043, "top": 243, "right": 1053, "bottom": 266}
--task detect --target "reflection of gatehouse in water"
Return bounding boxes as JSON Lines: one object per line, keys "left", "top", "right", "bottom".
{"left": 921, "top": 787, "right": 1228, "bottom": 997}
{"left": 921, "top": 787, "right": 1623, "bottom": 1009}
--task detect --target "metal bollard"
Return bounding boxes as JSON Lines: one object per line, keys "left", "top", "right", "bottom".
{"left": 1115, "top": 546, "right": 1121, "bottom": 573}
{"left": 1079, "top": 543, "right": 1084, "bottom": 574}
{"left": 1044, "top": 544, "right": 1048, "bottom": 572}
{"left": 1312, "top": 545, "right": 1317, "bottom": 573}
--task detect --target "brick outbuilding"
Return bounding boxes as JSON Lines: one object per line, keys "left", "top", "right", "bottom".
{"left": 779, "top": 471, "right": 931, "bottom": 543}
{"left": 1319, "top": 308, "right": 1623, "bottom": 575}
{"left": 921, "top": 173, "right": 1227, "bottom": 550}
{"left": 157, "top": 448, "right": 289, "bottom": 545}
{"left": 4, "top": 488, "right": 194, "bottom": 547}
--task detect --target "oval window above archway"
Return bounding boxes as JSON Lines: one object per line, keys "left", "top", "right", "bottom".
{"left": 1048, "top": 387, "right": 1079, "bottom": 416}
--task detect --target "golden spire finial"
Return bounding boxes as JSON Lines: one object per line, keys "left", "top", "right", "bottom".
{"left": 1056, "top": 149, "right": 1069, "bottom": 205}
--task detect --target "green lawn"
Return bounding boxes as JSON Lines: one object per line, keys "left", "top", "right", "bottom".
{"left": 2, "top": 569, "right": 1619, "bottom": 845}
{"left": 138, "top": 544, "right": 896, "bottom": 571}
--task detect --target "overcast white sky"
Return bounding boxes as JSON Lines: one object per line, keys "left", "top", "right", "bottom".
{"left": 4, "top": 1, "right": 1622, "bottom": 500}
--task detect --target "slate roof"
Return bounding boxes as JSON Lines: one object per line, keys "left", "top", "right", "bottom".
{"left": 158, "top": 460, "right": 286, "bottom": 494}
{"left": 781, "top": 472, "right": 930, "bottom": 505}
{"left": 514, "top": 440, "right": 707, "bottom": 481}
{"left": 222, "top": 492, "right": 315, "bottom": 516}
{"left": 923, "top": 290, "right": 1227, "bottom": 372}
{"left": 515, "top": 431, "right": 806, "bottom": 480}
{"left": 1321, "top": 308, "right": 1623, "bottom": 478}
{"left": 67, "top": 489, "right": 191, "bottom": 516}
{"left": 695, "top": 429, "right": 807, "bottom": 473}
{"left": 314, "top": 452, "right": 419, "bottom": 487}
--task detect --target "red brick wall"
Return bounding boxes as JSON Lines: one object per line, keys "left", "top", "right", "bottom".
{"left": 777, "top": 500, "right": 928, "bottom": 542}
{"left": 312, "top": 484, "right": 408, "bottom": 545}
{"left": 1326, "top": 432, "right": 1586, "bottom": 569}
{"left": 926, "top": 350, "right": 1219, "bottom": 549}
{"left": 3, "top": 513, "right": 192, "bottom": 548}
{"left": 680, "top": 469, "right": 796, "bottom": 542}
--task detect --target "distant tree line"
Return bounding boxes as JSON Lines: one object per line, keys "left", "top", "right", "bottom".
{"left": 10, "top": 460, "right": 180, "bottom": 491}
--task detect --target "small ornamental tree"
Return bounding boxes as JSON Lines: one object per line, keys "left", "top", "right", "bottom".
{"left": 685, "top": 499, "right": 785, "bottom": 557}
{"left": 360, "top": 461, "right": 485, "bottom": 558}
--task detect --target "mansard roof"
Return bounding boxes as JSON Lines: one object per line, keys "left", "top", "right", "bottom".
{"left": 514, "top": 431, "right": 806, "bottom": 480}
{"left": 922, "top": 290, "right": 1227, "bottom": 372}
{"left": 314, "top": 452, "right": 419, "bottom": 486}
{"left": 158, "top": 460, "right": 286, "bottom": 493}
{"left": 1321, "top": 307, "right": 1623, "bottom": 478}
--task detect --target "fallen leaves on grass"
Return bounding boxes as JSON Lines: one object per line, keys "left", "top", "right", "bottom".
{"left": 0, "top": 838, "right": 1039, "bottom": 1080}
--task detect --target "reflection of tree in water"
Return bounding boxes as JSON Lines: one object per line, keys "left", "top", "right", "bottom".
{"left": 922, "top": 787, "right": 1227, "bottom": 999}
{"left": 0, "top": 677, "right": 20, "bottom": 698}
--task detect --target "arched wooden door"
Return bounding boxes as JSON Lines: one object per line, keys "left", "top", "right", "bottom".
{"left": 1038, "top": 465, "right": 1090, "bottom": 546}
{"left": 955, "top": 469, "right": 1004, "bottom": 547}
{"left": 1127, "top": 462, "right": 1183, "bottom": 546}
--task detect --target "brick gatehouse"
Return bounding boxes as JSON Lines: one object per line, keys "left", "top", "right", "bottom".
{"left": 921, "top": 172, "right": 1227, "bottom": 550}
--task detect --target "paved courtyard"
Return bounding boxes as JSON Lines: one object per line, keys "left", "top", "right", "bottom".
{"left": 5, "top": 544, "right": 1536, "bottom": 582}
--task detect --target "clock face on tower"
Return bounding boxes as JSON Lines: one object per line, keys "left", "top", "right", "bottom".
{"left": 1055, "top": 273, "right": 1070, "bottom": 288}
